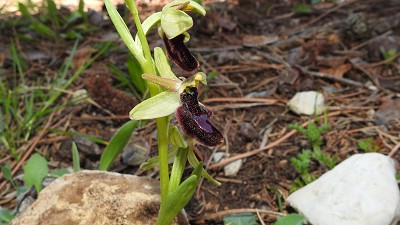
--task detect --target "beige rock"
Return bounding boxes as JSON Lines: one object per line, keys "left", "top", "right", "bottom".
{"left": 10, "top": 170, "right": 187, "bottom": 225}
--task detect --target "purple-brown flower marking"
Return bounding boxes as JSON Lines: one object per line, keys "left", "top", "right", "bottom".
{"left": 163, "top": 34, "right": 199, "bottom": 72}
{"left": 176, "top": 86, "right": 223, "bottom": 147}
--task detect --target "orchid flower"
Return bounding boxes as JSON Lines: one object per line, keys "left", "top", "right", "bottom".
{"left": 129, "top": 48, "right": 223, "bottom": 147}
{"left": 136, "top": 0, "right": 206, "bottom": 72}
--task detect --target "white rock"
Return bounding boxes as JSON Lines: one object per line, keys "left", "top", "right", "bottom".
{"left": 213, "top": 152, "right": 228, "bottom": 163}
{"left": 287, "top": 91, "right": 324, "bottom": 115}
{"left": 224, "top": 159, "right": 243, "bottom": 177}
{"left": 287, "top": 153, "right": 400, "bottom": 225}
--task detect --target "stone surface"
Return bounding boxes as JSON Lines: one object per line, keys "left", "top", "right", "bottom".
{"left": 10, "top": 170, "right": 187, "bottom": 225}
{"left": 287, "top": 153, "right": 400, "bottom": 225}
{"left": 287, "top": 91, "right": 325, "bottom": 116}
{"left": 224, "top": 159, "right": 243, "bottom": 177}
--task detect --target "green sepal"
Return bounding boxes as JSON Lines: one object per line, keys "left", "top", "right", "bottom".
{"left": 135, "top": 12, "right": 162, "bottom": 48}
{"left": 154, "top": 47, "right": 179, "bottom": 80}
{"left": 182, "top": 31, "right": 190, "bottom": 42}
{"left": 168, "top": 126, "right": 187, "bottom": 148}
{"left": 129, "top": 91, "right": 180, "bottom": 120}
{"left": 163, "top": 0, "right": 206, "bottom": 16}
{"left": 140, "top": 147, "right": 178, "bottom": 170}
{"left": 161, "top": 7, "right": 193, "bottom": 40}
{"left": 187, "top": 147, "right": 221, "bottom": 186}
{"left": 156, "top": 162, "right": 203, "bottom": 225}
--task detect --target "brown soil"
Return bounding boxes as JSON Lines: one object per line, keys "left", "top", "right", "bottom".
{"left": 1, "top": 0, "right": 400, "bottom": 224}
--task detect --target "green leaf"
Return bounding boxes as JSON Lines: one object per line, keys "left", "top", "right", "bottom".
{"left": 168, "top": 148, "right": 189, "bottom": 193}
{"left": 47, "top": 0, "right": 59, "bottom": 31}
{"left": 104, "top": 0, "right": 145, "bottom": 64}
{"left": 154, "top": 47, "right": 178, "bottom": 80}
{"left": 274, "top": 214, "right": 307, "bottom": 225}
{"left": 157, "top": 163, "right": 203, "bottom": 225}
{"left": 129, "top": 91, "right": 180, "bottom": 120}
{"left": 49, "top": 168, "right": 70, "bottom": 177}
{"left": 140, "top": 147, "right": 178, "bottom": 170}
{"left": 71, "top": 142, "right": 80, "bottom": 172}
{"left": 187, "top": 147, "right": 221, "bottom": 186}
{"left": 292, "top": 4, "right": 312, "bottom": 13}
{"left": 18, "top": 3, "right": 34, "bottom": 20}
{"left": 161, "top": 8, "right": 193, "bottom": 39}
{"left": 1, "top": 161, "right": 12, "bottom": 182}
{"left": 223, "top": 213, "right": 258, "bottom": 225}
{"left": 0, "top": 207, "right": 15, "bottom": 223}
{"left": 23, "top": 153, "right": 49, "bottom": 193}
{"left": 99, "top": 120, "right": 138, "bottom": 170}
{"left": 357, "top": 138, "right": 379, "bottom": 152}
{"left": 127, "top": 55, "right": 147, "bottom": 94}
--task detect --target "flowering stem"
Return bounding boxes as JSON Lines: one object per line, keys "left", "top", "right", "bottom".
{"left": 126, "top": 0, "right": 169, "bottom": 204}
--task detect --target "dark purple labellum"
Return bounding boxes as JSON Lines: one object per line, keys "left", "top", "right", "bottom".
{"left": 176, "top": 86, "right": 223, "bottom": 147}
{"left": 163, "top": 34, "right": 199, "bottom": 72}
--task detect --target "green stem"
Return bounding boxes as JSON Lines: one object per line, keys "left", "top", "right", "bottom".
{"left": 127, "top": 0, "right": 169, "bottom": 204}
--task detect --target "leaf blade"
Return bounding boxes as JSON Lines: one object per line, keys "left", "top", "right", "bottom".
{"left": 99, "top": 120, "right": 138, "bottom": 170}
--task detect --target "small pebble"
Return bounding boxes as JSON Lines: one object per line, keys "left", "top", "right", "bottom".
{"left": 287, "top": 91, "right": 325, "bottom": 116}
{"left": 224, "top": 159, "right": 243, "bottom": 177}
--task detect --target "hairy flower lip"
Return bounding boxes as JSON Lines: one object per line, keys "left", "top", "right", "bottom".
{"left": 176, "top": 86, "right": 223, "bottom": 147}
{"left": 163, "top": 34, "right": 199, "bottom": 72}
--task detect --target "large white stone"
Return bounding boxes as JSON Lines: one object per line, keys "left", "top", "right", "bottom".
{"left": 10, "top": 170, "right": 188, "bottom": 225}
{"left": 287, "top": 153, "right": 400, "bottom": 225}
{"left": 287, "top": 91, "right": 324, "bottom": 115}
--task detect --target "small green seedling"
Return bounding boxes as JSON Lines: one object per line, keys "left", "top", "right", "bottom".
{"left": 0, "top": 207, "right": 15, "bottom": 225}
{"left": 357, "top": 137, "right": 379, "bottom": 152}
{"left": 274, "top": 214, "right": 307, "bottom": 225}
{"left": 23, "top": 153, "right": 49, "bottom": 193}
{"left": 380, "top": 47, "right": 397, "bottom": 65}
{"left": 1, "top": 161, "right": 16, "bottom": 189}
{"left": 223, "top": 213, "right": 258, "bottom": 225}
{"left": 289, "top": 122, "right": 337, "bottom": 191}
{"left": 72, "top": 142, "right": 81, "bottom": 172}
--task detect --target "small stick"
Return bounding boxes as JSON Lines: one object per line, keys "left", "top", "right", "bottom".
{"left": 297, "top": 66, "right": 372, "bottom": 89}
{"left": 203, "top": 97, "right": 278, "bottom": 104}
{"left": 388, "top": 142, "right": 400, "bottom": 157}
{"left": 304, "top": 0, "right": 358, "bottom": 27}
{"left": 208, "top": 111, "right": 343, "bottom": 169}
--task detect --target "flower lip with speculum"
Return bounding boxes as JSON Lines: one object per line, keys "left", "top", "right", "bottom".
{"left": 176, "top": 86, "right": 223, "bottom": 147}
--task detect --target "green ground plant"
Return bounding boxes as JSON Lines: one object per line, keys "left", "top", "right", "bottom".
{"left": 289, "top": 122, "right": 337, "bottom": 192}
{"left": 380, "top": 47, "right": 398, "bottom": 65}
{"left": 272, "top": 122, "right": 334, "bottom": 225}
{"left": 0, "top": 40, "right": 111, "bottom": 161}
{"left": 0, "top": 146, "right": 77, "bottom": 224}
{"left": 357, "top": 137, "right": 380, "bottom": 152}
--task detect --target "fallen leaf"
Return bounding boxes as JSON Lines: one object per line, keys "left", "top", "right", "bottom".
{"left": 242, "top": 34, "right": 279, "bottom": 47}
{"left": 375, "top": 98, "right": 400, "bottom": 125}
{"left": 319, "top": 64, "right": 352, "bottom": 78}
